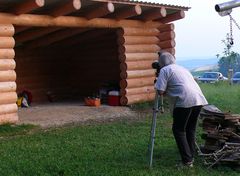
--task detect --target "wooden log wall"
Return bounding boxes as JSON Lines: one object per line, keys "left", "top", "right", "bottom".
{"left": 68, "top": 30, "right": 120, "bottom": 97}
{"left": 118, "top": 23, "right": 176, "bottom": 105}
{"left": 0, "top": 24, "right": 18, "bottom": 124}
{"left": 117, "top": 27, "right": 159, "bottom": 105}
{"left": 15, "top": 29, "right": 120, "bottom": 102}
{"left": 15, "top": 49, "right": 72, "bottom": 102}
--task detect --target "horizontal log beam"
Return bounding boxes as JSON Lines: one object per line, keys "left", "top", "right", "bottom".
{"left": 0, "top": 92, "right": 17, "bottom": 105}
{"left": 120, "top": 69, "right": 155, "bottom": 79}
{"left": 158, "top": 31, "right": 175, "bottom": 41}
{"left": 0, "top": 49, "right": 15, "bottom": 59}
{"left": 0, "top": 59, "right": 16, "bottom": 70}
{"left": 120, "top": 92, "right": 155, "bottom": 105}
{"left": 0, "top": 24, "right": 15, "bottom": 37}
{"left": 142, "top": 7, "right": 166, "bottom": 21}
{"left": 158, "top": 23, "right": 174, "bottom": 32}
{"left": 25, "top": 28, "right": 89, "bottom": 49}
{"left": 51, "top": 0, "right": 81, "bottom": 17}
{"left": 85, "top": 2, "right": 115, "bottom": 19}
{"left": 0, "top": 13, "right": 161, "bottom": 28}
{"left": 10, "top": 0, "right": 45, "bottom": 15}
{"left": 120, "top": 86, "right": 155, "bottom": 96}
{"left": 118, "top": 36, "right": 159, "bottom": 45}
{"left": 119, "top": 53, "right": 158, "bottom": 62}
{"left": 158, "top": 10, "right": 185, "bottom": 23}
{"left": 120, "top": 77, "right": 155, "bottom": 89}
{"left": 118, "top": 27, "right": 159, "bottom": 36}
{"left": 0, "top": 82, "right": 16, "bottom": 92}
{"left": 119, "top": 44, "right": 160, "bottom": 53}
{"left": 109, "top": 5, "right": 142, "bottom": 19}
{"left": 0, "top": 37, "right": 15, "bottom": 48}
{"left": 158, "top": 40, "right": 176, "bottom": 49}
{"left": 0, "top": 113, "right": 18, "bottom": 124}
{"left": 0, "top": 70, "right": 16, "bottom": 82}
{"left": 120, "top": 60, "right": 154, "bottom": 71}
{"left": 0, "top": 103, "right": 18, "bottom": 115}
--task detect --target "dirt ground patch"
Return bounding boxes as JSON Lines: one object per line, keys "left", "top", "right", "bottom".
{"left": 18, "top": 102, "right": 141, "bottom": 128}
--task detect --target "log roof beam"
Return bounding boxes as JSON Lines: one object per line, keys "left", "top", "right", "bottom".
{"left": 24, "top": 28, "right": 89, "bottom": 49}
{"left": 10, "top": 0, "right": 45, "bottom": 15}
{"left": 85, "top": 2, "right": 115, "bottom": 19}
{"left": 142, "top": 7, "right": 166, "bottom": 21}
{"left": 108, "top": 5, "right": 142, "bottom": 20}
{"left": 158, "top": 10, "right": 185, "bottom": 23}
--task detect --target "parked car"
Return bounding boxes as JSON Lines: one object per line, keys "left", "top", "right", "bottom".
{"left": 198, "top": 72, "right": 227, "bottom": 83}
{"left": 231, "top": 72, "right": 240, "bottom": 84}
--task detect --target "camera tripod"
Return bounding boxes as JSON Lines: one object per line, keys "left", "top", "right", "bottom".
{"left": 148, "top": 89, "right": 164, "bottom": 168}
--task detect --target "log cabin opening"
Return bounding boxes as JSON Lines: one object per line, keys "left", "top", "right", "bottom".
{"left": 14, "top": 27, "right": 121, "bottom": 104}
{"left": 0, "top": 0, "right": 188, "bottom": 124}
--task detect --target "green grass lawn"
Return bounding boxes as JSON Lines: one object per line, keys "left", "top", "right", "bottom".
{"left": 0, "top": 83, "right": 239, "bottom": 176}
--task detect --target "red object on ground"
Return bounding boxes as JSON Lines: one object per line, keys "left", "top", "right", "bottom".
{"left": 108, "top": 91, "right": 120, "bottom": 106}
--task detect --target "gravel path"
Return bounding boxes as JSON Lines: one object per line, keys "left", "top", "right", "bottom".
{"left": 18, "top": 102, "right": 140, "bottom": 128}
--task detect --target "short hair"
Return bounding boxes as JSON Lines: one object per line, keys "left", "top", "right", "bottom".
{"left": 158, "top": 52, "right": 176, "bottom": 68}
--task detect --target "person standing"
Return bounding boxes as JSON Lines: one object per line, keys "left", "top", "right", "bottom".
{"left": 155, "top": 52, "right": 208, "bottom": 167}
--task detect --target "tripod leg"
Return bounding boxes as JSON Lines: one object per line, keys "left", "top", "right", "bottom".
{"left": 148, "top": 91, "right": 159, "bottom": 168}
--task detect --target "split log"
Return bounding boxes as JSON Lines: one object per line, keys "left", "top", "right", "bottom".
{"left": 85, "top": 2, "right": 115, "bottom": 19}
{"left": 51, "top": 0, "right": 81, "bottom": 17}
{"left": 120, "top": 69, "right": 155, "bottom": 79}
{"left": 118, "top": 36, "right": 159, "bottom": 45}
{"left": 0, "top": 70, "right": 16, "bottom": 82}
{"left": 0, "top": 37, "right": 15, "bottom": 48}
{"left": 161, "top": 48, "right": 175, "bottom": 55}
{"left": 118, "top": 28, "right": 159, "bottom": 36}
{"left": 120, "top": 60, "right": 154, "bottom": 71}
{"left": 0, "top": 24, "right": 15, "bottom": 37}
{"left": 159, "top": 10, "right": 185, "bottom": 24}
{"left": 0, "top": 82, "right": 16, "bottom": 92}
{"left": 0, "top": 103, "right": 18, "bottom": 115}
{"left": 0, "top": 13, "right": 161, "bottom": 28}
{"left": 158, "top": 23, "right": 174, "bottom": 32}
{"left": 119, "top": 44, "right": 160, "bottom": 53}
{"left": 0, "top": 113, "right": 18, "bottom": 124}
{"left": 158, "top": 40, "right": 176, "bottom": 49}
{"left": 119, "top": 53, "right": 158, "bottom": 62}
{"left": 10, "top": 0, "right": 45, "bottom": 15}
{"left": 120, "top": 92, "right": 155, "bottom": 105}
{"left": 120, "top": 77, "right": 155, "bottom": 89}
{"left": 120, "top": 86, "right": 155, "bottom": 96}
{"left": 0, "top": 49, "right": 15, "bottom": 59}
{"left": 108, "top": 5, "right": 142, "bottom": 19}
{"left": 142, "top": 7, "right": 167, "bottom": 21}
{"left": 158, "top": 31, "right": 175, "bottom": 41}
{"left": 0, "top": 59, "right": 16, "bottom": 70}
{"left": 0, "top": 92, "right": 17, "bottom": 105}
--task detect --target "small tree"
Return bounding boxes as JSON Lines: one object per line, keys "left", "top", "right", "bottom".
{"left": 217, "top": 33, "right": 240, "bottom": 76}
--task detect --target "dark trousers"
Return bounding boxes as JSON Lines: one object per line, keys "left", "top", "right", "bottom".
{"left": 172, "top": 106, "right": 202, "bottom": 163}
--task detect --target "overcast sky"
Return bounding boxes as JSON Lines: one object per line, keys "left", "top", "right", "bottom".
{"left": 140, "top": 0, "right": 240, "bottom": 59}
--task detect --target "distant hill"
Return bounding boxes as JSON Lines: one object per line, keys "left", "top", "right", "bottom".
{"left": 176, "top": 57, "right": 219, "bottom": 70}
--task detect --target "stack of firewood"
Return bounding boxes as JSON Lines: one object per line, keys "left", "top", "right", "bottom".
{"left": 198, "top": 105, "right": 240, "bottom": 166}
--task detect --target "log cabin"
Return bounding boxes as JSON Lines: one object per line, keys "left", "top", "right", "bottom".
{"left": 0, "top": 0, "right": 188, "bottom": 124}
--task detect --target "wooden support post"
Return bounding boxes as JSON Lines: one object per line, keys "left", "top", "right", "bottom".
{"left": 51, "top": 0, "right": 81, "bottom": 17}
{"left": 10, "top": 0, "right": 45, "bottom": 15}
